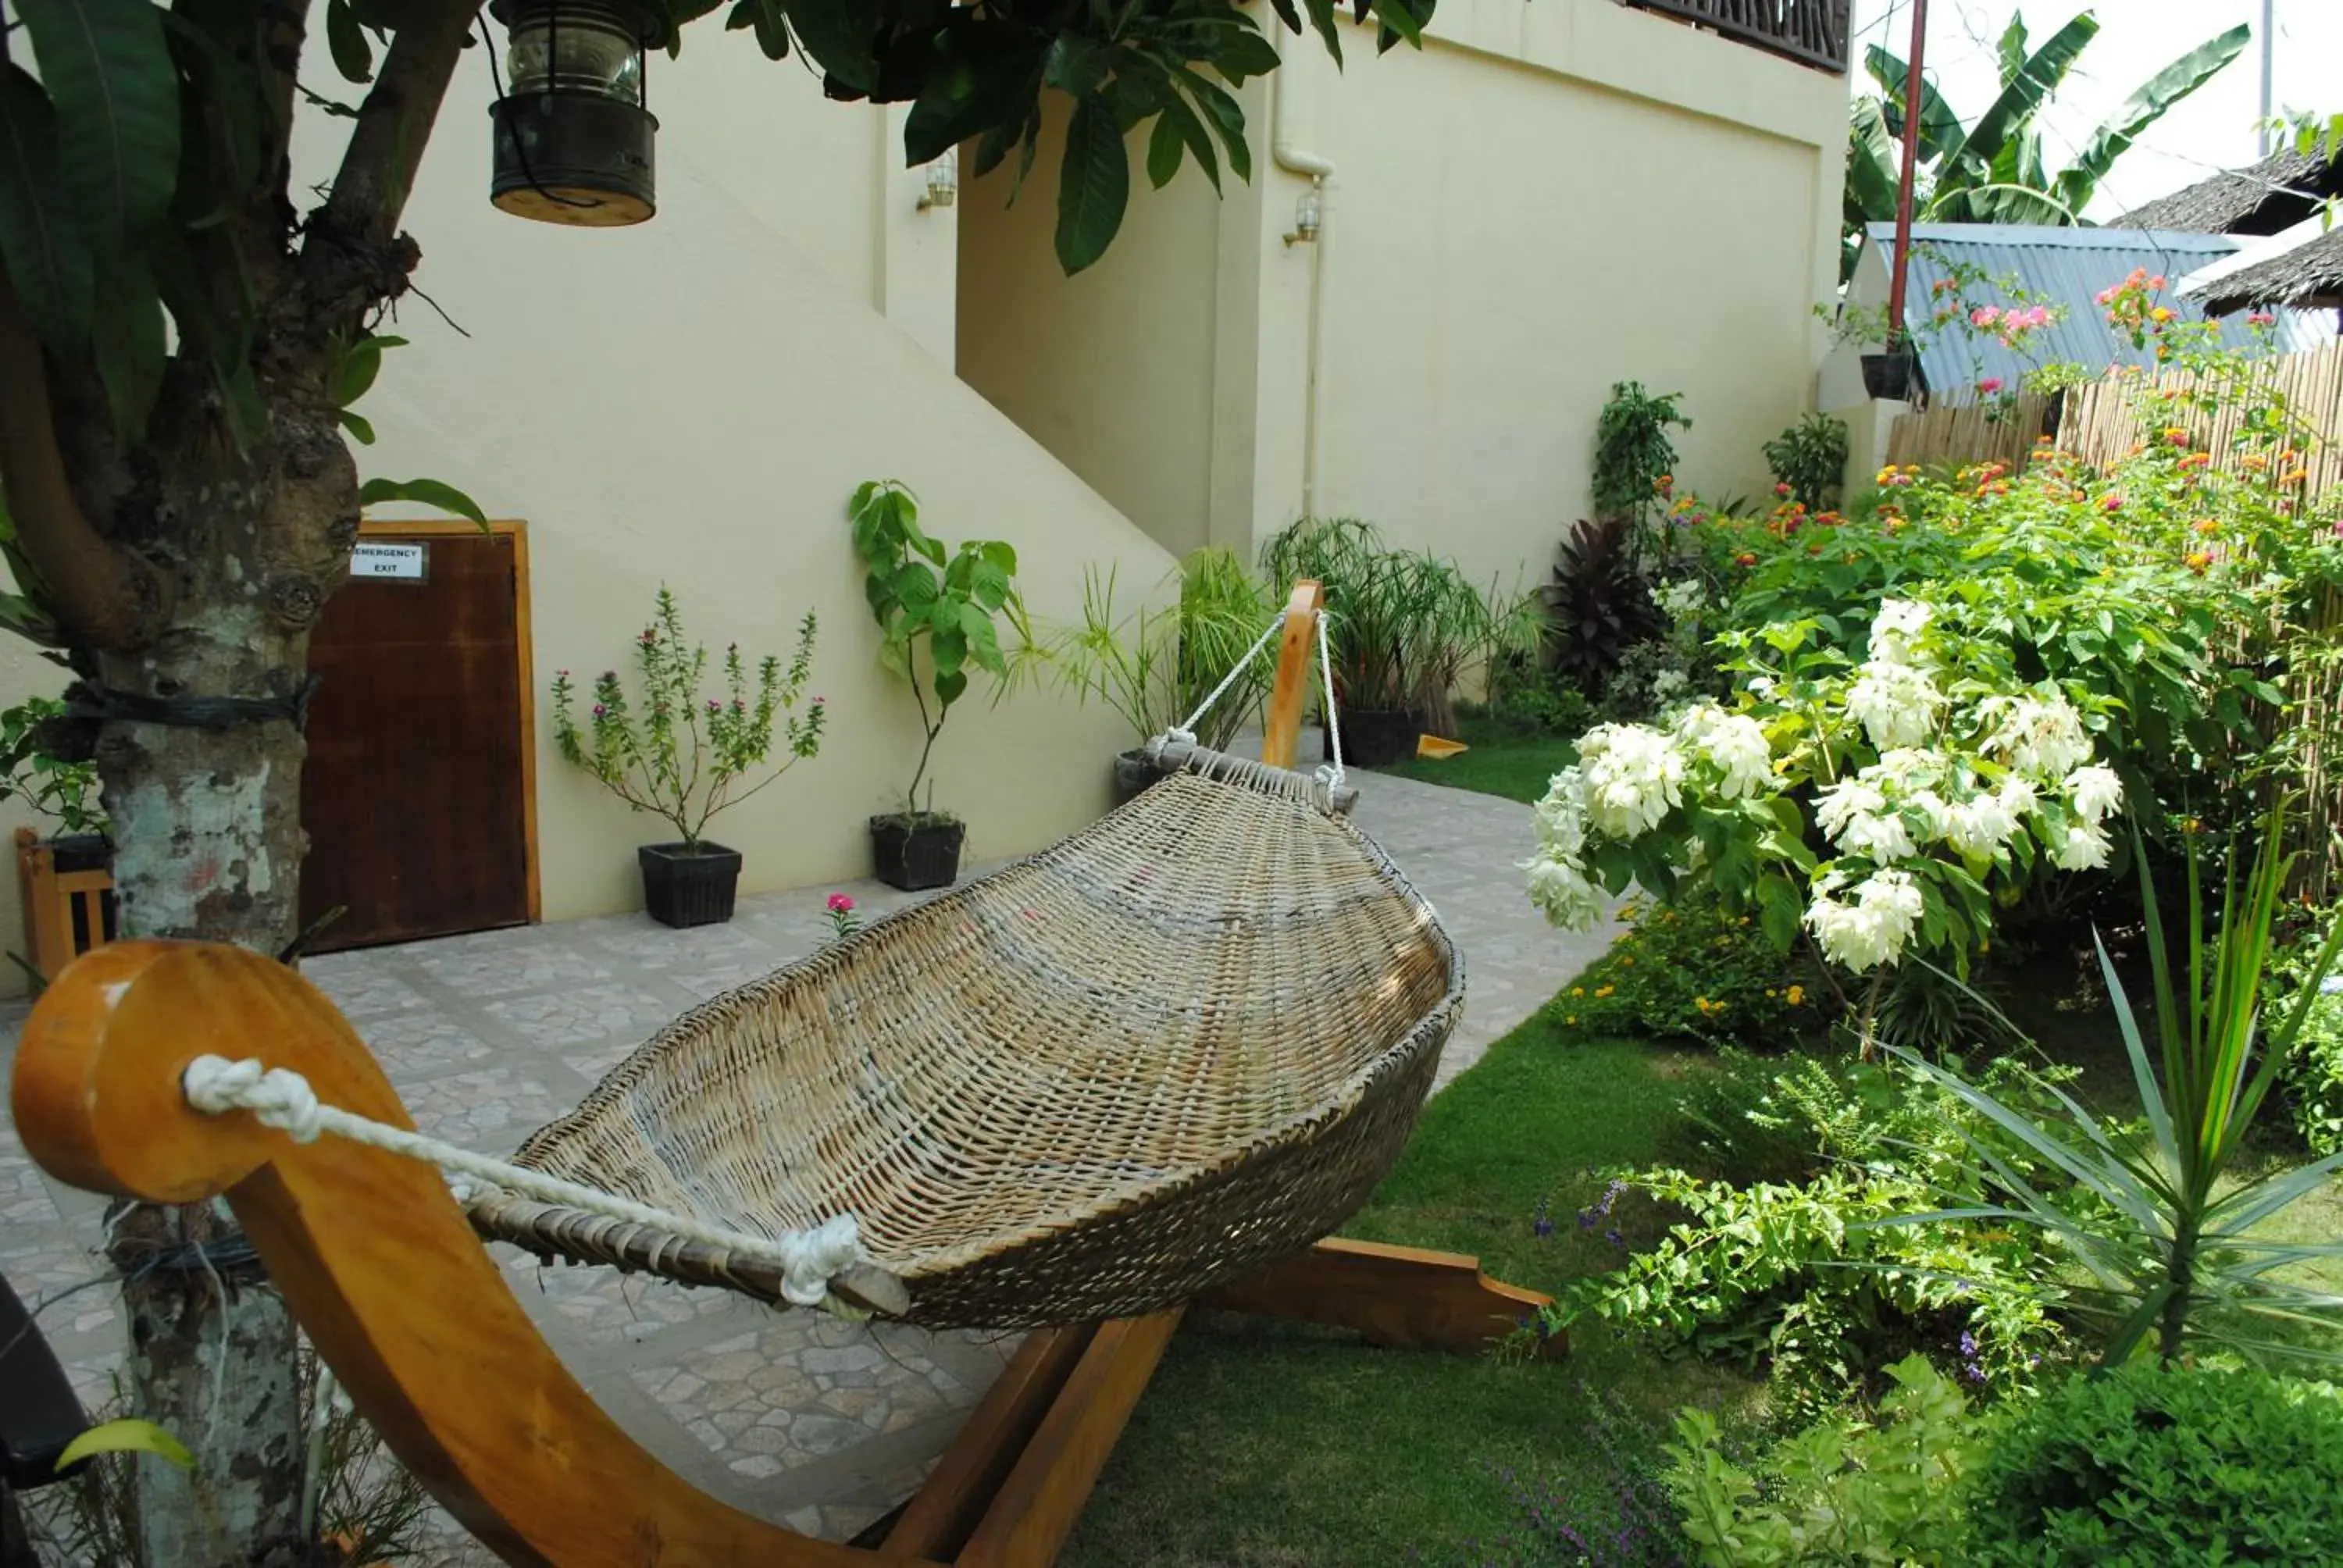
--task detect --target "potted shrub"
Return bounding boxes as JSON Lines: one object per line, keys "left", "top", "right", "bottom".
{"left": 1261, "top": 519, "right": 1527, "bottom": 768}
{"left": 849, "top": 479, "right": 1026, "bottom": 891}
{"left": 5, "top": 694, "right": 114, "bottom": 979}
{"left": 1039, "top": 549, "right": 1274, "bottom": 805}
{"left": 551, "top": 590, "right": 823, "bottom": 928}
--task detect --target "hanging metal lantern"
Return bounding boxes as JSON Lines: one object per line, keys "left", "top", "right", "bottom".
{"left": 487, "top": 0, "right": 664, "bottom": 226}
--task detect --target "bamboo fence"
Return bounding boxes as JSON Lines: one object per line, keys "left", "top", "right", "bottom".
{"left": 1887, "top": 338, "right": 2343, "bottom": 503}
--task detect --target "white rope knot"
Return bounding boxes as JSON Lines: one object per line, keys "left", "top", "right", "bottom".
{"left": 185, "top": 1054, "right": 326, "bottom": 1142}
{"left": 179, "top": 1053, "right": 872, "bottom": 1310}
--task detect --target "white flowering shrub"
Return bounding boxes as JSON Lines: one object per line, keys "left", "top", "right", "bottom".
{"left": 1526, "top": 597, "right": 2127, "bottom": 977}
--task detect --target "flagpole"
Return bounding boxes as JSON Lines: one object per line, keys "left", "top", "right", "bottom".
{"left": 1886, "top": 0, "right": 1931, "bottom": 363}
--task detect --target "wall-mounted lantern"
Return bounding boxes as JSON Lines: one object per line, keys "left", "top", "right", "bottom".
{"left": 487, "top": 0, "right": 665, "bottom": 226}
{"left": 918, "top": 159, "right": 959, "bottom": 212}
{"left": 1283, "top": 184, "right": 1322, "bottom": 247}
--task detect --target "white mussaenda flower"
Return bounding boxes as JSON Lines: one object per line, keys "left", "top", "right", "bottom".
{"left": 1533, "top": 768, "right": 1589, "bottom": 857}
{"left": 1576, "top": 724, "right": 1685, "bottom": 840}
{"left": 1998, "top": 775, "right": 2041, "bottom": 818}
{"left": 1868, "top": 599, "right": 1936, "bottom": 666}
{"left": 2066, "top": 764, "right": 2124, "bottom": 825}
{"left": 1523, "top": 853, "right": 1607, "bottom": 930}
{"left": 1845, "top": 659, "right": 1945, "bottom": 750}
{"left": 1687, "top": 711, "right": 1772, "bottom": 799}
{"left": 2053, "top": 817, "right": 2114, "bottom": 871}
{"left": 1838, "top": 809, "right": 1917, "bottom": 864}
{"left": 1945, "top": 791, "right": 2021, "bottom": 858}
{"left": 1657, "top": 579, "right": 1708, "bottom": 619}
{"left": 1815, "top": 779, "right": 1889, "bottom": 843}
{"left": 1977, "top": 691, "right": 2092, "bottom": 779}
{"left": 1804, "top": 868, "right": 1928, "bottom": 972}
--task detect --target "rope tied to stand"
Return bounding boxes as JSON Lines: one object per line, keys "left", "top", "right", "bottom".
{"left": 180, "top": 1055, "right": 870, "bottom": 1310}
{"left": 1162, "top": 602, "right": 1347, "bottom": 791}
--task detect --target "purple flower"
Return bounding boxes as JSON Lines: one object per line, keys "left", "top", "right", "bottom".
{"left": 1604, "top": 1228, "right": 1624, "bottom": 1248}
{"left": 1959, "top": 1331, "right": 1977, "bottom": 1358}
{"left": 1532, "top": 1198, "right": 1554, "bottom": 1239}
{"left": 591, "top": 704, "right": 607, "bottom": 718}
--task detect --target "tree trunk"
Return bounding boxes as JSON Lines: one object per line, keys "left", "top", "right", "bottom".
{"left": 84, "top": 397, "right": 355, "bottom": 1565}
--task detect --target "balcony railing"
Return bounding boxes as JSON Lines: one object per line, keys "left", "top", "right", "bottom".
{"left": 1617, "top": 0, "right": 1851, "bottom": 74}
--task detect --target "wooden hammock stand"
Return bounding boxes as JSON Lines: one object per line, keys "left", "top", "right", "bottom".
{"left": 9, "top": 583, "right": 1564, "bottom": 1568}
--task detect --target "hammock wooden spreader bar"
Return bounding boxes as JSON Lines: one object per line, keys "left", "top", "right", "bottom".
{"left": 9, "top": 580, "right": 1566, "bottom": 1567}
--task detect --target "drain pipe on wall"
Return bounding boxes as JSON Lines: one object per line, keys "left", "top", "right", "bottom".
{"left": 1272, "top": 32, "right": 1334, "bottom": 522}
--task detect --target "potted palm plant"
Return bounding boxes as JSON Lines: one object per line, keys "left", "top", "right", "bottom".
{"left": 1040, "top": 549, "right": 1275, "bottom": 805}
{"left": 850, "top": 479, "right": 1027, "bottom": 891}
{"left": 551, "top": 589, "right": 824, "bottom": 928}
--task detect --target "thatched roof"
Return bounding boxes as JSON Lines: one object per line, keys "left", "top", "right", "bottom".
{"left": 2113, "top": 146, "right": 2343, "bottom": 237}
{"left": 2186, "top": 225, "right": 2343, "bottom": 315}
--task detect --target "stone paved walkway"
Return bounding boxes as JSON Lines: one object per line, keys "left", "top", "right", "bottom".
{"left": 0, "top": 752, "right": 1609, "bottom": 1564}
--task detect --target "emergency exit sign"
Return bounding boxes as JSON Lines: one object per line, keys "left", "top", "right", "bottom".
{"left": 351, "top": 543, "right": 428, "bottom": 582}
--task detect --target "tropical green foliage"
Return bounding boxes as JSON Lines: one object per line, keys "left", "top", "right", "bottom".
{"left": 1665, "top": 1355, "right": 1982, "bottom": 1568}
{"left": 549, "top": 589, "right": 823, "bottom": 846}
{"left": 1038, "top": 549, "right": 1272, "bottom": 750}
{"left": 1964, "top": 1363, "right": 2343, "bottom": 1566}
{"left": 848, "top": 479, "right": 1025, "bottom": 815}
{"left": 1554, "top": 893, "right": 1819, "bottom": 1053}
{"left": 1591, "top": 382, "right": 1691, "bottom": 545}
{"left": 1258, "top": 516, "right": 1535, "bottom": 718}
{"left": 1542, "top": 515, "right": 1660, "bottom": 698}
{"left": 1761, "top": 414, "right": 1848, "bottom": 514}
{"left": 1843, "top": 12, "right": 2249, "bottom": 271}
{"left": 1894, "top": 814, "right": 2343, "bottom": 1367}
{"left": 0, "top": 694, "right": 105, "bottom": 835}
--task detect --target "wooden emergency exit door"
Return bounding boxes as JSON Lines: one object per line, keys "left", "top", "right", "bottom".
{"left": 299, "top": 522, "right": 539, "bottom": 953}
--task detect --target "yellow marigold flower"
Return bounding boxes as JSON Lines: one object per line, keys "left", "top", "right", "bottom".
{"left": 2284, "top": 468, "right": 2309, "bottom": 484}
{"left": 2185, "top": 550, "right": 2213, "bottom": 572}
{"left": 1571, "top": 986, "right": 1585, "bottom": 999}
{"left": 1785, "top": 985, "right": 1805, "bottom": 1006}
{"left": 1564, "top": 1015, "right": 1578, "bottom": 1026}
{"left": 2150, "top": 306, "right": 2174, "bottom": 323}
{"left": 1594, "top": 985, "right": 1616, "bottom": 999}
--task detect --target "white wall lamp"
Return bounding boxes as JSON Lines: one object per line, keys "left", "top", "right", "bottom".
{"left": 918, "top": 159, "right": 958, "bottom": 211}
{"left": 1282, "top": 182, "right": 1322, "bottom": 246}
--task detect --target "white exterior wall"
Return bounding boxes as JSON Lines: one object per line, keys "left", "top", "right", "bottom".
{"left": 0, "top": 30, "right": 1171, "bottom": 988}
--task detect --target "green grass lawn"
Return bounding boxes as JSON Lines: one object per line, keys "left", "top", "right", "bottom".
{"left": 1060, "top": 1019, "right": 1760, "bottom": 1567}
{"left": 1378, "top": 716, "right": 1576, "bottom": 806}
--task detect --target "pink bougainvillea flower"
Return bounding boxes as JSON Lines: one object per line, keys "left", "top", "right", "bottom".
{"left": 1977, "top": 376, "right": 2004, "bottom": 394}
{"left": 2101, "top": 494, "right": 2124, "bottom": 512}
{"left": 1970, "top": 307, "right": 1999, "bottom": 328}
{"left": 2248, "top": 310, "right": 2276, "bottom": 327}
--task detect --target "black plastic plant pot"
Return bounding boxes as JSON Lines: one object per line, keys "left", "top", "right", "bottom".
{"left": 1327, "top": 708, "right": 1421, "bottom": 768}
{"left": 47, "top": 832, "right": 118, "bottom": 950}
{"left": 871, "top": 816, "right": 965, "bottom": 893}
{"left": 1861, "top": 349, "right": 1922, "bottom": 402}
{"left": 1111, "top": 747, "right": 1168, "bottom": 807}
{"left": 638, "top": 842, "right": 742, "bottom": 928}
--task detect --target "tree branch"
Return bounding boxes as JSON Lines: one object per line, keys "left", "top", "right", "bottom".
{"left": 0, "top": 273, "right": 163, "bottom": 649}
{"left": 300, "top": 0, "right": 481, "bottom": 323}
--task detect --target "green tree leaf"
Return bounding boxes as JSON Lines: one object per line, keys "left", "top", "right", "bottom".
{"left": 1055, "top": 93, "right": 1129, "bottom": 275}
{"left": 0, "top": 66, "right": 94, "bottom": 358}
{"left": 2053, "top": 23, "right": 2250, "bottom": 216}
{"left": 91, "top": 255, "right": 164, "bottom": 440}
{"left": 1145, "top": 111, "right": 1184, "bottom": 189}
{"left": 904, "top": 29, "right": 1042, "bottom": 166}
{"left": 57, "top": 1418, "right": 194, "bottom": 1474}
{"left": 337, "top": 408, "right": 376, "bottom": 445}
{"left": 1151, "top": 85, "right": 1219, "bottom": 193}
{"left": 16, "top": 0, "right": 181, "bottom": 257}
{"left": 325, "top": 0, "right": 375, "bottom": 84}
{"left": 782, "top": 0, "right": 878, "bottom": 94}
{"left": 357, "top": 476, "right": 487, "bottom": 526}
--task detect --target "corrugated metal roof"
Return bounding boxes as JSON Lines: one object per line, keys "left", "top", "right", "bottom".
{"left": 1861, "top": 223, "right": 2331, "bottom": 395}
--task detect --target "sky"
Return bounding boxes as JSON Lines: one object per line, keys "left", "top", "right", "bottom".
{"left": 1846, "top": 0, "right": 2343, "bottom": 219}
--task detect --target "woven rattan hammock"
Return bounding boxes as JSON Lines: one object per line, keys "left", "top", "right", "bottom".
{"left": 464, "top": 739, "right": 1460, "bottom": 1328}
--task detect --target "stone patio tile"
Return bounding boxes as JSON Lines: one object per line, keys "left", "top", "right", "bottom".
{"left": 394, "top": 1066, "right": 574, "bottom": 1149}
{"left": 299, "top": 957, "right": 436, "bottom": 1019}
{"left": 482, "top": 982, "right": 683, "bottom": 1050}
{"left": 356, "top": 1003, "right": 502, "bottom": 1082}
{"left": 408, "top": 934, "right": 619, "bottom": 999}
